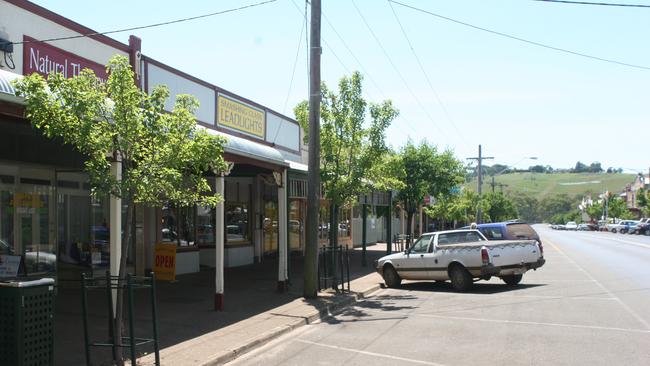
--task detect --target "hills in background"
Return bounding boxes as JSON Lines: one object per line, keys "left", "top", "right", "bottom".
{"left": 467, "top": 172, "right": 636, "bottom": 201}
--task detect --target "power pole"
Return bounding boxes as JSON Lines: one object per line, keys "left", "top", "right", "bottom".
{"left": 490, "top": 176, "right": 496, "bottom": 193}
{"left": 467, "top": 145, "right": 493, "bottom": 223}
{"left": 304, "top": 0, "right": 321, "bottom": 299}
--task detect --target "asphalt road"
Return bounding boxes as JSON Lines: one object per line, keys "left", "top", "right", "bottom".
{"left": 229, "top": 225, "right": 650, "bottom": 366}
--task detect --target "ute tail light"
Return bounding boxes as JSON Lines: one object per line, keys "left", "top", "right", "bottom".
{"left": 537, "top": 240, "right": 544, "bottom": 256}
{"left": 481, "top": 246, "right": 489, "bottom": 265}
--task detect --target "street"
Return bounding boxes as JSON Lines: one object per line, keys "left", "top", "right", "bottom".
{"left": 229, "top": 225, "right": 650, "bottom": 366}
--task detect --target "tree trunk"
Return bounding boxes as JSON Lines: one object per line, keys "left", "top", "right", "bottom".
{"left": 113, "top": 200, "right": 134, "bottom": 365}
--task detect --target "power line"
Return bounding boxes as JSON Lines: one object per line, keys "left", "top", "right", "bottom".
{"left": 389, "top": 0, "right": 650, "bottom": 71}
{"left": 322, "top": 13, "right": 388, "bottom": 101}
{"left": 289, "top": 0, "right": 418, "bottom": 140}
{"left": 533, "top": 0, "right": 650, "bottom": 8}
{"left": 386, "top": 0, "right": 468, "bottom": 150}
{"left": 11, "top": 0, "right": 278, "bottom": 45}
{"left": 351, "top": 0, "right": 450, "bottom": 140}
{"left": 282, "top": 4, "right": 308, "bottom": 115}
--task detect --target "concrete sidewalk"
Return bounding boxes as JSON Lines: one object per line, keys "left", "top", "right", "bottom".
{"left": 54, "top": 244, "right": 391, "bottom": 365}
{"left": 139, "top": 269, "right": 383, "bottom": 366}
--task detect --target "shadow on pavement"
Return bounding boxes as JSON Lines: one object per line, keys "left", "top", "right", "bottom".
{"left": 54, "top": 245, "right": 387, "bottom": 366}
{"left": 397, "top": 281, "right": 546, "bottom": 294}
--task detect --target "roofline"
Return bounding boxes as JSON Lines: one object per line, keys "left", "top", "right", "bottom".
{"left": 5, "top": 0, "right": 130, "bottom": 52}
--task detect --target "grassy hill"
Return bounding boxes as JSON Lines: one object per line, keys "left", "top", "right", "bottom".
{"left": 467, "top": 172, "right": 636, "bottom": 200}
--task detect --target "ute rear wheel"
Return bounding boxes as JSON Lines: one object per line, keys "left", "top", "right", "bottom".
{"left": 449, "top": 265, "right": 472, "bottom": 292}
{"left": 383, "top": 265, "right": 402, "bottom": 288}
{"left": 502, "top": 274, "right": 523, "bottom": 286}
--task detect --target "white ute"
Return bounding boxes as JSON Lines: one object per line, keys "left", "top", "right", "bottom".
{"left": 375, "top": 229, "right": 545, "bottom": 291}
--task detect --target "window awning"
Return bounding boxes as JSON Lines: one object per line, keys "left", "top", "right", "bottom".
{"left": 2, "top": 70, "right": 290, "bottom": 169}
{"left": 0, "top": 69, "right": 24, "bottom": 104}
{"left": 200, "top": 126, "right": 288, "bottom": 168}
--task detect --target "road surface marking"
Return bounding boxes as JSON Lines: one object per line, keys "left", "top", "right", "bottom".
{"left": 409, "top": 290, "right": 615, "bottom": 301}
{"left": 582, "top": 233, "right": 650, "bottom": 250}
{"left": 355, "top": 307, "right": 650, "bottom": 335}
{"left": 544, "top": 238, "right": 650, "bottom": 330}
{"left": 295, "top": 339, "right": 449, "bottom": 366}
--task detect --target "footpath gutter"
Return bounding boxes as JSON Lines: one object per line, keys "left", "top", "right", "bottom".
{"left": 139, "top": 272, "right": 383, "bottom": 366}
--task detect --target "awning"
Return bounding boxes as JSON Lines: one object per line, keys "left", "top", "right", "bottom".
{"left": 0, "top": 69, "right": 24, "bottom": 104}
{"left": 201, "top": 126, "right": 288, "bottom": 168}
{"left": 2, "top": 70, "right": 290, "bottom": 169}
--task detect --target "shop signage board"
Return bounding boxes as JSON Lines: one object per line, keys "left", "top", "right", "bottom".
{"left": 217, "top": 94, "right": 265, "bottom": 139}
{"left": 22, "top": 35, "right": 108, "bottom": 81}
{"left": 153, "top": 243, "right": 176, "bottom": 281}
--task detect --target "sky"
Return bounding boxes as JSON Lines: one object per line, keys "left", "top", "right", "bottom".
{"left": 30, "top": 0, "right": 650, "bottom": 173}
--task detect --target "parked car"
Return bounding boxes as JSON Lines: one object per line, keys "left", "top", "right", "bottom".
{"left": 634, "top": 218, "right": 650, "bottom": 235}
{"left": 476, "top": 221, "right": 541, "bottom": 242}
{"left": 565, "top": 221, "right": 578, "bottom": 231}
{"left": 606, "top": 221, "right": 626, "bottom": 233}
{"left": 375, "top": 229, "right": 545, "bottom": 291}
{"left": 577, "top": 223, "right": 591, "bottom": 231}
{"left": 618, "top": 220, "right": 639, "bottom": 234}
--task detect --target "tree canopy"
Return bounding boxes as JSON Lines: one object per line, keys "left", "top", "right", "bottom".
{"left": 392, "top": 140, "right": 464, "bottom": 238}
{"left": 294, "top": 71, "right": 398, "bottom": 209}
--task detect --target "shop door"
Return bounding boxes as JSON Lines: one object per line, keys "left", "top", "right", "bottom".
{"left": 15, "top": 187, "right": 55, "bottom": 275}
{"left": 263, "top": 200, "right": 278, "bottom": 255}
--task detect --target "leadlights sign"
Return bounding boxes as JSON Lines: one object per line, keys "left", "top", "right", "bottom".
{"left": 217, "top": 94, "right": 265, "bottom": 139}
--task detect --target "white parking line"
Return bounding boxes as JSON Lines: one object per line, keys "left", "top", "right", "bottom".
{"left": 352, "top": 306, "right": 650, "bottom": 335}
{"left": 544, "top": 238, "right": 650, "bottom": 330}
{"left": 296, "top": 339, "right": 449, "bottom": 366}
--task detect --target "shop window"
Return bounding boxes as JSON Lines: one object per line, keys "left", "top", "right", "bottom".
{"left": 337, "top": 206, "right": 351, "bottom": 239}
{"left": 0, "top": 191, "right": 14, "bottom": 254}
{"left": 226, "top": 203, "right": 250, "bottom": 245}
{"left": 161, "top": 205, "right": 196, "bottom": 247}
{"left": 196, "top": 205, "right": 215, "bottom": 246}
{"left": 289, "top": 199, "right": 303, "bottom": 251}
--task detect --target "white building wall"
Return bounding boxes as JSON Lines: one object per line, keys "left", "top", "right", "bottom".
{"left": 0, "top": 2, "right": 128, "bottom": 74}
{"left": 146, "top": 62, "right": 216, "bottom": 124}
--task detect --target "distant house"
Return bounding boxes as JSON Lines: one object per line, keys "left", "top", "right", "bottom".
{"left": 626, "top": 173, "right": 648, "bottom": 213}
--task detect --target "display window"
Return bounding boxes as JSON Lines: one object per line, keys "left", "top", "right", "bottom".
{"left": 226, "top": 202, "right": 251, "bottom": 245}
{"left": 161, "top": 204, "right": 196, "bottom": 247}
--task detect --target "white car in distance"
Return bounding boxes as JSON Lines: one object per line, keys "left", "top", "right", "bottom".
{"left": 565, "top": 221, "right": 578, "bottom": 231}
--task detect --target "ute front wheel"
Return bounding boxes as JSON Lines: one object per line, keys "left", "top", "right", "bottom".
{"left": 383, "top": 266, "right": 402, "bottom": 288}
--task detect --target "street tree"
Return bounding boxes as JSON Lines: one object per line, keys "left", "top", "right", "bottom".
{"left": 15, "top": 55, "right": 228, "bottom": 365}
{"left": 393, "top": 141, "right": 465, "bottom": 241}
{"left": 294, "top": 71, "right": 398, "bottom": 248}
{"left": 510, "top": 192, "right": 540, "bottom": 223}
{"left": 424, "top": 189, "right": 481, "bottom": 229}
{"left": 482, "top": 192, "right": 518, "bottom": 222}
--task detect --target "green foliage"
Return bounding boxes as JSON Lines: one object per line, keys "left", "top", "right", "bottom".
{"left": 482, "top": 192, "right": 518, "bottom": 223}
{"left": 293, "top": 71, "right": 398, "bottom": 207}
{"left": 509, "top": 192, "right": 540, "bottom": 223}
{"left": 393, "top": 140, "right": 464, "bottom": 216}
{"left": 585, "top": 200, "right": 604, "bottom": 221}
{"left": 14, "top": 55, "right": 228, "bottom": 207}
{"left": 573, "top": 161, "right": 603, "bottom": 173}
{"left": 424, "top": 189, "right": 480, "bottom": 227}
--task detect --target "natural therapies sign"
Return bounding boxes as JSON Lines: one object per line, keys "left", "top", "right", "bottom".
{"left": 217, "top": 94, "right": 265, "bottom": 139}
